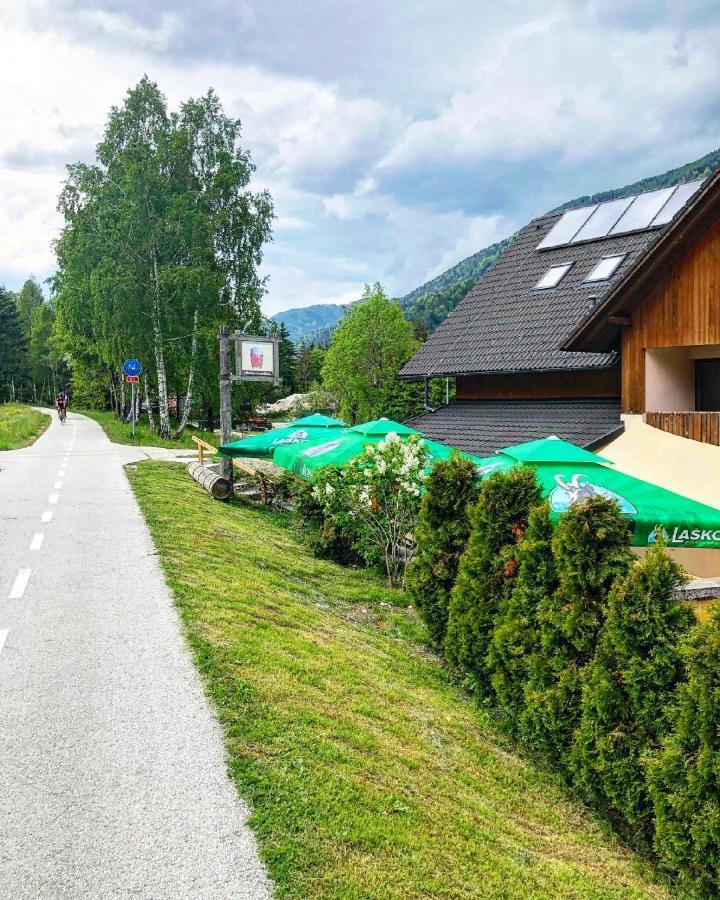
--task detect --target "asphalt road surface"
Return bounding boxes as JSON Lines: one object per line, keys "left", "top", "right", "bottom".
{"left": 0, "top": 411, "right": 271, "bottom": 899}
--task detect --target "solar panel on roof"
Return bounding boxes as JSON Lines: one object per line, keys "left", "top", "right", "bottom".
{"left": 537, "top": 205, "right": 597, "bottom": 249}
{"left": 571, "top": 196, "right": 634, "bottom": 242}
{"left": 609, "top": 187, "right": 675, "bottom": 234}
{"left": 650, "top": 179, "right": 704, "bottom": 226}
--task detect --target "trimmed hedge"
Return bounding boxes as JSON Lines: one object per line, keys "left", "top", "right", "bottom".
{"left": 405, "top": 452, "right": 480, "bottom": 647}
{"left": 571, "top": 539, "right": 693, "bottom": 843}
{"left": 520, "top": 497, "right": 634, "bottom": 763}
{"left": 488, "top": 501, "right": 556, "bottom": 729}
{"left": 646, "top": 603, "right": 720, "bottom": 894}
{"left": 444, "top": 467, "right": 541, "bottom": 687}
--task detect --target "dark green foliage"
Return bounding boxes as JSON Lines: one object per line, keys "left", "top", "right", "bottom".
{"left": 268, "top": 321, "right": 297, "bottom": 394}
{"left": 405, "top": 453, "right": 481, "bottom": 647}
{"left": 520, "top": 497, "right": 633, "bottom": 763}
{"left": 646, "top": 603, "right": 720, "bottom": 895}
{"left": 444, "top": 467, "right": 541, "bottom": 686}
{"left": 487, "top": 502, "right": 557, "bottom": 727}
{"left": 571, "top": 540, "right": 693, "bottom": 843}
{"left": 0, "top": 288, "right": 28, "bottom": 399}
{"left": 294, "top": 343, "right": 325, "bottom": 392}
{"left": 292, "top": 469, "right": 364, "bottom": 566}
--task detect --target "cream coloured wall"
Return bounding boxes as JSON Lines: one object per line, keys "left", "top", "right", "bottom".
{"left": 645, "top": 348, "right": 695, "bottom": 411}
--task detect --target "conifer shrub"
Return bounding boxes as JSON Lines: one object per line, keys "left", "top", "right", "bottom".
{"left": 487, "top": 502, "right": 557, "bottom": 727}
{"left": 405, "top": 452, "right": 480, "bottom": 647}
{"left": 570, "top": 538, "right": 693, "bottom": 844}
{"left": 646, "top": 602, "right": 720, "bottom": 895}
{"left": 520, "top": 496, "right": 633, "bottom": 765}
{"left": 444, "top": 467, "right": 541, "bottom": 688}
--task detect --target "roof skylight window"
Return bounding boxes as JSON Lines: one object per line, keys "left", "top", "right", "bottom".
{"left": 585, "top": 254, "right": 626, "bottom": 282}
{"left": 535, "top": 263, "right": 573, "bottom": 289}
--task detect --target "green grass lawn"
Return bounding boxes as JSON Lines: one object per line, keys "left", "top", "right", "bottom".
{"left": 80, "top": 409, "right": 222, "bottom": 450}
{"left": 0, "top": 404, "right": 51, "bottom": 450}
{"left": 128, "top": 461, "right": 668, "bottom": 900}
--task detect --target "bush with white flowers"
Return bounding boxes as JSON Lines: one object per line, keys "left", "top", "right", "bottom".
{"left": 311, "top": 433, "right": 428, "bottom": 586}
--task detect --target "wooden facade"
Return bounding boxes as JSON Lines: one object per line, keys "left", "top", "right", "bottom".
{"left": 456, "top": 368, "right": 620, "bottom": 401}
{"left": 645, "top": 411, "right": 720, "bottom": 446}
{"left": 621, "top": 220, "right": 720, "bottom": 412}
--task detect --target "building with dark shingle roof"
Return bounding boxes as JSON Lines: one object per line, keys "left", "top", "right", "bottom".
{"left": 402, "top": 169, "right": 720, "bottom": 455}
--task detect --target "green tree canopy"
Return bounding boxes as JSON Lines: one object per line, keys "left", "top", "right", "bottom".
{"left": 0, "top": 288, "right": 28, "bottom": 400}
{"left": 322, "top": 284, "right": 419, "bottom": 424}
{"left": 54, "top": 77, "right": 273, "bottom": 436}
{"left": 16, "top": 277, "right": 44, "bottom": 341}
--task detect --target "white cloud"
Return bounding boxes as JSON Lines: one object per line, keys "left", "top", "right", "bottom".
{"left": 0, "top": 0, "right": 718, "bottom": 317}
{"left": 380, "top": 15, "right": 720, "bottom": 174}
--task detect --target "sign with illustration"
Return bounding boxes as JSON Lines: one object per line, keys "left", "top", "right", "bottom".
{"left": 233, "top": 334, "right": 280, "bottom": 383}
{"left": 548, "top": 473, "right": 638, "bottom": 515}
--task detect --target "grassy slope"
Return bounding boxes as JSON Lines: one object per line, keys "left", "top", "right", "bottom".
{"left": 80, "top": 409, "right": 220, "bottom": 450}
{"left": 0, "top": 404, "right": 51, "bottom": 450}
{"left": 128, "top": 461, "right": 667, "bottom": 900}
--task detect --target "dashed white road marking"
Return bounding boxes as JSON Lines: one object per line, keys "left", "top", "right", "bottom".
{"left": 0, "top": 629, "right": 8, "bottom": 658}
{"left": 9, "top": 569, "right": 31, "bottom": 600}
{"left": 41, "top": 511, "right": 53, "bottom": 524}
{"left": 30, "top": 533, "right": 45, "bottom": 551}
{"left": 48, "top": 494, "right": 59, "bottom": 505}
{"left": 54, "top": 481, "right": 63, "bottom": 489}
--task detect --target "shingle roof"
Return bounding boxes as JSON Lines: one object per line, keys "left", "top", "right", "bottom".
{"left": 400, "top": 212, "right": 664, "bottom": 378}
{"left": 408, "top": 399, "right": 623, "bottom": 456}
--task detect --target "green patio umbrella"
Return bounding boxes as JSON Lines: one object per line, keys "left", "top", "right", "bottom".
{"left": 218, "top": 413, "right": 346, "bottom": 458}
{"left": 273, "top": 417, "right": 487, "bottom": 479}
{"left": 475, "top": 435, "right": 720, "bottom": 549}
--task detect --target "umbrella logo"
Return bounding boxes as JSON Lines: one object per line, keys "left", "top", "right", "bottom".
{"left": 476, "top": 463, "right": 499, "bottom": 477}
{"left": 549, "top": 474, "right": 637, "bottom": 514}
{"left": 303, "top": 439, "right": 343, "bottom": 458}
{"left": 272, "top": 429, "right": 309, "bottom": 446}
{"left": 648, "top": 527, "right": 670, "bottom": 544}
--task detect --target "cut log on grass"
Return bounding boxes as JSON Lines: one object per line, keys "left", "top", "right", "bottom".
{"left": 187, "top": 461, "right": 232, "bottom": 500}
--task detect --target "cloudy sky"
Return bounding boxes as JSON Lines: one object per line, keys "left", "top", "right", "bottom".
{"left": 1, "top": 1, "right": 719, "bottom": 315}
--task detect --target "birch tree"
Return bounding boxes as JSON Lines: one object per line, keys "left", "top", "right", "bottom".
{"left": 54, "top": 77, "right": 272, "bottom": 438}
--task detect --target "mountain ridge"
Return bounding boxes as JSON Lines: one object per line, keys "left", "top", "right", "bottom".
{"left": 271, "top": 146, "right": 720, "bottom": 343}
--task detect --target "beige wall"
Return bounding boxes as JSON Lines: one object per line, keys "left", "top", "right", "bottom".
{"left": 644, "top": 344, "right": 720, "bottom": 412}
{"left": 645, "top": 348, "right": 695, "bottom": 411}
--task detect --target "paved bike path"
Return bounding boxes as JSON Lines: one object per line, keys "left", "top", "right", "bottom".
{"left": 0, "top": 412, "right": 271, "bottom": 898}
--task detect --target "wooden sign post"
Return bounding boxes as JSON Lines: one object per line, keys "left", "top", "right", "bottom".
{"left": 218, "top": 328, "right": 281, "bottom": 498}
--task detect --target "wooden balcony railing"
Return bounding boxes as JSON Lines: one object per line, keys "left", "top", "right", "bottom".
{"left": 645, "top": 412, "right": 720, "bottom": 446}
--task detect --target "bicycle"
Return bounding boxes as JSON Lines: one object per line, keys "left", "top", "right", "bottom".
{"left": 58, "top": 407, "right": 67, "bottom": 424}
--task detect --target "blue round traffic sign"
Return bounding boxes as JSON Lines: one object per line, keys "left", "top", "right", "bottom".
{"left": 122, "top": 358, "right": 142, "bottom": 377}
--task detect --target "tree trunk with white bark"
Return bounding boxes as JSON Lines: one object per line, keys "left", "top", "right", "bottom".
{"left": 172, "top": 307, "right": 198, "bottom": 440}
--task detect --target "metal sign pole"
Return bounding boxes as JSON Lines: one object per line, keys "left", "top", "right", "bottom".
{"left": 131, "top": 381, "right": 136, "bottom": 437}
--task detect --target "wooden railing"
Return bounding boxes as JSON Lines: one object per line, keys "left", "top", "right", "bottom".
{"left": 645, "top": 412, "right": 720, "bottom": 446}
